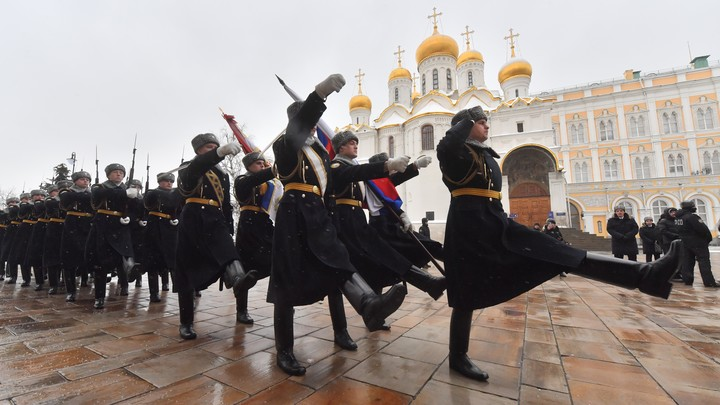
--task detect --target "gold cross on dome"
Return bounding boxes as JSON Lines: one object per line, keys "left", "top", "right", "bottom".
{"left": 355, "top": 68, "right": 365, "bottom": 94}
{"left": 461, "top": 26, "right": 475, "bottom": 48}
{"left": 427, "top": 7, "right": 442, "bottom": 29}
{"left": 394, "top": 45, "right": 405, "bottom": 67}
{"left": 412, "top": 73, "right": 419, "bottom": 90}
{"left": 504, "top": 28, "right": 520, "bottom": 57}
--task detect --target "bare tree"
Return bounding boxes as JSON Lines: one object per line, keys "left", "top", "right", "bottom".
{"left": 0, "top": 187, "right": 18, "bottom": 210}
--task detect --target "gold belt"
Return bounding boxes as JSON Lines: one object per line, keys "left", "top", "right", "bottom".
{"left": 22, "top": 219, "right": 38, "bottom": 224}
{"left": 149, "top": 211, "right": 171, "bottom": 219}
{"left": 10, "top": 221, "right": 21, "bottom": 225}
{"left": 97, "top": 209, "right": 123, "bottom": 217}
{"left": 186, "top": 198, "right": 220, "bottom": 207}
{"left": 49, "top": 218, "right": 66, "bottom": 223}
{"left": 37, "top": 218, "right": 51, "bottom": 223}
{"left": 240, "top": 205, "right": 263, "bottom": 212}
{"left": 66, "top": 211, "right": 93, "bottom": 218}
{"left": 335, "top": 198, "right": 363, "bottom": 207}
{"left": 451, "top": 188, "right": 502, "bottom": 200}
{"left": 0, "top": 224, "right": 6, "bottom": 229}
{"left": 285, "top": 183, "right": 321, "bottom": 196}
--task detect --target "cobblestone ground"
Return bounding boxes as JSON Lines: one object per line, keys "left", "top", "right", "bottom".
{"left": 1, "top": 251, "right": 720, "bottom": 404}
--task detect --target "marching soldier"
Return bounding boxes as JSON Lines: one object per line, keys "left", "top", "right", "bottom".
{"left": 26, "top": 189, "right": 48, "bottom": 290}
{"left": 44, "top": 182, "right": 70, "bottom": 295}
{"left": 270, "top": 75, "right": 406, "bottom": 376}
{"left": 143, "top": 172, "right": 182, "bottom": 303}
{"left": 175, "top": 133, "right": 257, "bottom": 340}
{"left": 2, "top": 197, "right": 21, "bottom": 282}
{"left": 60, "top": 171, "right": 94, "bottom": 302}
{"left": 88, "top": 163, "right": 136, "bottom": 309}
{"left": 126, "top": 179, "right": 146, "bottom": 288}
{"left": 7, "top": 193, "right": 33, "bottom": 286}
{"left": 233, "top": 152, "right": 281, "bottom": 324}
{"left": 0, "top": 209, "right": 6, "bottom": 281}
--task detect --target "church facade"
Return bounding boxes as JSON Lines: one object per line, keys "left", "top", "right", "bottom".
{"left": 340, "top": 10, "right": 720, "bottom": 237}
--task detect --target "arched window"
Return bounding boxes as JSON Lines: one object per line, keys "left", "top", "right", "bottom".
{"left": 388, "top": 136, "right": 395, "bottom": 158}
{"left": 629, "top": 117, "right": 638, "bottom": 137}
{"left": 599, "top": 120, "right": 614, "bottom": 141}
{"left": 616, "top": 200, "right": 635, "bottom": 218}
{"left": 668, "top": 153, "right": 685, "bottom": 176}
{"left": 705, "top": 107, "right": 714, "bottom": 129}
{"left": 662, "top": 113, "right": 671, "bottom": 134}
{"left": 446, "top": 69, "right": 452, "bottom": 91}
{"left": 422, "top": 74, "right": 426, "bottom": 94}
{"left": 578, "top": 123, "right": 585, "bottom": 143}
{"left": 669, "top": 111, "right": 679, "bottom": 133}
{"left": 651, "top": 199, "right": 669, "bottom": 222}
{"left": 599, "top": 121, "right": 607, "bottom": 140}
{"left": 432, "top": 69, "right": 439, "bottom": 90}
{"left": 635, "top": 156, "right": 651, "bottom": 179}
{"left": 394, "top": 87, "right": 399, "bottom": 103}
{"left": 697, "top": 108, "right": 707, "bottom": 130}
{"left": 636, "top": 116, "right": 645, "bottom": 137}
{"left": 703, "top": 150, "right": 720, "bottom": 174}
{"left": 690, "top": 198, "right": 709, "bottom": 223}
{"left": 570, "top": 125, "right": 578, "bottom": 143}
{"left": 603, "top": 159, "right": 619, "bottom": 180}
{"left": 468, "top": 71, "right": 474, "bottom": 87}
{"left": 421, "top": 125, "right": 435, "bottom": 150}
{"left": 574, "top": 162, "right": 589, "bottom": 182}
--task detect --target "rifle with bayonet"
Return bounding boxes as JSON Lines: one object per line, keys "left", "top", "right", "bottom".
{"left": 94, "top": 146, "right": 100, "bottom": 185}
{"left": 127, "top": 134, "right": 137, "bottom": 185}
{"left": 145, "top": 154, "right": 150, "bottom": 191}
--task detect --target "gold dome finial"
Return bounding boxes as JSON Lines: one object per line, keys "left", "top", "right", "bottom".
{"left": 461, "top": 25, "right": 474, "bottom": 51}
{"left": 412, "top": 72, "right": 420, "bottom": 99}
{"left": 394, "top": 45, "right": 405, "bottom": 68}
{"left": 355, "top": 68, "right": 365, "bottom": 95}
{"left": 498, "top": 28, "right": 532, "bottom": 84}
{"left": 428, "top": 7, "right": 442, "bottom": 32}
{"left": 388, "top": 45, "right": 412, "bottom": 82}
{"left": 350, "top": 68, "right": 372, "bottom": 111}
{"left": 504, "top": 28, "right": 520, "bottom": 58}
{"left": 416, "top": 7, "right": 458, "bottom": 64}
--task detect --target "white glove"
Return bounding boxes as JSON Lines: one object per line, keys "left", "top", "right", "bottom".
{"left": 399, "top": 212, "right": 413, "bottom": 232}
{"left": 386, "top": 155, "right": 410, "bottom": 173}
{"left": 217, "top": 143, "right": 243, "bottom": 158}
{"left": 138, "top": 220, "right": 147, "bottom": 227}
{"left": 126, "top": 188, "right": 139, "bottom": 199}
{"left": 119, "top": 216, "right": 130, "bottom": 225}
{"left": 170, "top": 219, "right": 179, "bottom": 226}
{"left": 415, "top": 155, "right": 432, "bottom": 169}
{"left": 315, "top": 74, "right": 346, "bottom": 99}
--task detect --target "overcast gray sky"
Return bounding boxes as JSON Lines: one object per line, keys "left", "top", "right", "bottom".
{"left": 2, "top": 0, "right": 718, "bottom": 196}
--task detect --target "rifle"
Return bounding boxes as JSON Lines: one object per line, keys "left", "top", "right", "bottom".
{"left": 94, "top": 146, "right": 100, "bottom": 185}
{"left": 145, "top": 154, "right": 150, "bottom": 191}
{"left": 127, "top": 134, "right": 137, "bottom": 185}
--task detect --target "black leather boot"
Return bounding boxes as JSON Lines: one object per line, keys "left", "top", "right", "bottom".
{"left": 94, "top": 267, "right": 106, "bottom": 307}
{"left": 20, "top": 264, "right": 32, "bottom": 286}
{"left": 33, "top": 266, "right": 44, "bottom": 290}
{"left": 403, "top": 265, "right": 447, "bottom": 300}
{"left": 235, "top": 288, "right": 253, "bottom": 324}
{"left": 328, "top": 292, "right": 357, "bottom": 351}
{"left": 449, "top": 308, "right": 489, "bottom": 381}
{"left": 341, "top": 273, "right": 407, "bottom": 332}
{"left": 65, "top": 293, "right": 76, "bottom": 302}
{"left": 161, "top": 269, "right": 170, "bottom": 291}
{"left": 573, "top": 240, "right": 682, "bottom": 299}
{"left": 274, "top": 304, "right": 305, "bottom": 376}
{"left": 148, "top": 272, "right": 161, "bottom": 303}
{"left": 224, "top": 261, "right": 258, "bottom": 293}
{"left": 178, "top": 291, "right": 197, "bottom": 340}
{"left": 123, "top": 257, "right": 141, "bottom": 283}
{"left": 93, "top": 298, "right": 105, "bottom": 309}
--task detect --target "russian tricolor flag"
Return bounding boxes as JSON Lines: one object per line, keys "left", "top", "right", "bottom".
{"left": 317, "top": 126, "right": 335, "bottom": 159}
{"left": 367, "top": 178, "right": 403, "bottom": 213}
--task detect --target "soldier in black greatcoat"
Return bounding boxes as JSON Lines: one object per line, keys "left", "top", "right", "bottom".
{"left": 676, "top": 200, "right": 717, "bottom": 287}
{"left": 60, "top": 171, "right": 93, "bottom": 301}
{"left": 234, "top": 152, "right": 280, "bottom": 324}
{"left": 0, "top": 209, "right": 6, "bottom": 281}
{"left": 657, "top": 207, "right": 680, "bottom": 254}
{"left": 175, "top": 133, "right": 257, "bottom": 340}
{"left": 44, "top": 182, "right": 70, "bottom": 295}
{"left": 26, "top": 189, "right": 48, "bottom": 290}
{"left": 437, "top": 107, "right": 682, "bottom": 382}
{"left": 126, "top": 179, "right": 147, "bottom": 288}
{"left": 143, "top": 172, "right": 182, "bottom": 303}
{"left": 328, "top": 131, "right": 446, "bottom": 346}
{"left": 88, "top": 164, "right": 136, "bottom": 309}
{"left": 270, "top": 74, "right": 406, "bottom": 376}
{"left": 2, "top": 197, "right": 21, "bottom": 282}
{"left": 7, "top": 193, "right": 34, "bottom": 286}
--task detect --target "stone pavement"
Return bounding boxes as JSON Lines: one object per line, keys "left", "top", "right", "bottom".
{"left": 2, "top": 253, "right": 720, "bottom": 404}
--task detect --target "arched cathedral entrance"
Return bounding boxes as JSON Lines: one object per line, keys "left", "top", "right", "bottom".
{"left": 502, "top": 145, "right": 558, "bottom": 227}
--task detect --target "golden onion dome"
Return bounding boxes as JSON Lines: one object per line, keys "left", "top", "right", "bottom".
{"left": 416, "top": 27, "right": 459, "bottom": 65}
{"left": 411, "top": 90, "right": 421, "bottom": 101}
{"left": 349, "top": 94, "right": 372, "bottom": 111}
{"left": 457, "top": 49, "right": 484, "bottom": 66}
{"left": 388, "top": 67, "right": 412, "bottom": 82}
{"left": 498, "top": 58, "right": 532, "bottom": 84}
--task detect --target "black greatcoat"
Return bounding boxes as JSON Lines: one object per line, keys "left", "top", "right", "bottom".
{"left": 176, "top": 149, "right": 239, "bottom": 292}
{"left": 127, "top": 196, "right": 146, "bottom": 264}
{"left": 143, "top": 188, "right": 182, "bottom": 271}
{"left": 639, "top": 224, "right": 659, "bottom": 253}
{"left": 234, "top": 168, "right": 276, "bottom": 280}
{"left": 8, "top": 203, "right": 34, "bottom": 270}
{"left": 270, "top": 91, "right": 356, "bottom": 306}
{"left": 1, "top": 206, "right": 20, "bottom": 263}
{"left": 0, "top": 211, "right": 7, "bottom": 261}
{"left": 606, "top": 215, "right": 639, "bottom": 256}
{"left": 368, "top": 165, "right": 445, "bottom": 267}
{"left": 88, "top": 181, "right": 134, "bottom": 269}
{"left": 60, "top": 188, "right": 93, "bottom": 270}
{"left": 330, "top": 158, "right": 408, "bottom": 289}
{"left": 437, "top": 118, "right": 585, "bottom": 310}
{"left": 25, "top": 200, "right": 47, "bottom": 268}
{"left": 42, "top": 197, "right": 65, "bottom": 268}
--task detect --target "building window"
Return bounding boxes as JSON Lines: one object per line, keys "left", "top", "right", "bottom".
{"left": 394, "top": 87, "right": 399, "bottom": 103}
{"left": 515, "top": 89, "right": 519, "bottom": 97}
{"left": 468, "top": 71, "right": 473, "bottom": 87}
{"left": 634, "top": 156, "right": 651, "bottom": 179}
{"left": 388, "top": 136, "right": 395, "bottom": 158}
{"left": 705, "top": 108, "right": 714, "bottom": 128}
{"left": 446, "top": 69, "right": 452, "bottom": 91}
{"left": 697, "top": 108, "right": 706, "bottom": 129}
{"left": 517, "top": 122, "right": 524, "bottom": 133}
{"left": 651, "top": 199, "right": 669, "bottom": 222}
{"left": 421, "top": 125, "right": 435, "bottom": 150}
{"left": 698, "top": 107, "right": 715, "bottom": 130}
{"left": 422, "top": 74, "right": 426, "bottom": 94}
{"left": 629, "top": 116, "right": 646, "bottom": 137}
{"left": 703, "top": 150, "right": 720, "bottom": 174}
{"left": 570, "top": 123, "right": 586, "bottom": 144}
{"left": 662, "top": 111, "right": 679, "bottom": 134}
{"left": 432, "top": 69, "right": 439, "bottom": 90}
{"left": 599, "top": 120, "right": 614, "bottom": 141}
{"left": 573, "top": 162, "right": 589, "bottom": 182}
{"left": 603, "top": 159, "right": 619, "bottom": 181}
{"left": 668, "top": 153, "right": 685, "bottom": 176}
{"left": 690, "top": 198, "right": 709, "bottom": 223}
{"left": 616, "top": 200, "right": 635, "bottom": 218}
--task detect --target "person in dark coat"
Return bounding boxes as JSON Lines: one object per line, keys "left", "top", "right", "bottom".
{"left": 657, "top": 207, "right": 680, "bottom": 254}
{"left": 0, "top": 209, "right": 7, "bottom": 281}
{"left": 233, "top": 152, "right": 280, "bottom": 324}
{"left": 676, "top": 201, "right": 717, "bottom": 287}
{"left": 175, "top": 133, "right": 257, "bottom": 340}
{"left": 542, "top": 219, "right": 565, "bottom": 242}
{"left": 26, "top": 189, "right": 48, "bottom": 290}
{"left": 143, "top": 172, "right": 182, "bottom": 303}
{"left": 270, "top": 74, "right": 406, "bottom": 376}
{"left": 44, "top": 182, "right": 70, "bottom": 295}
{"left": 1, "top": 197, "right": 21, "bottom": 282}
{"left": 639, "top": 217, "right": 661, "bottom": 263}
{"left": 437, "top": 106, "right": 682, "bottom": 382}
{"left": 366, "top": 152, "right": 444, "bottom": 267}
{"left": 126, "top": 179, "right": 147, "bottom": 289}
{"left": 6, "top": 193, "right": 34, "bottom": 286}
{"left": 60, "top": 171, "right": 93, "bottom": 301}
{"left": 606, "top": 207, "right": 639, "bottom": 261}
{"left": 419, "top": 218, "right": 431, "bottom": 238}
{"left": 328, "top": 131, "right": 446, "bottom": 348}
{"left": 88, "top": 164, "right": 137, "bottom": 309}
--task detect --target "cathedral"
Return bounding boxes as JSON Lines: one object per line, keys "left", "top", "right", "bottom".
{"left": 339, "top": 8, "right": 720, "bottom": 238}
